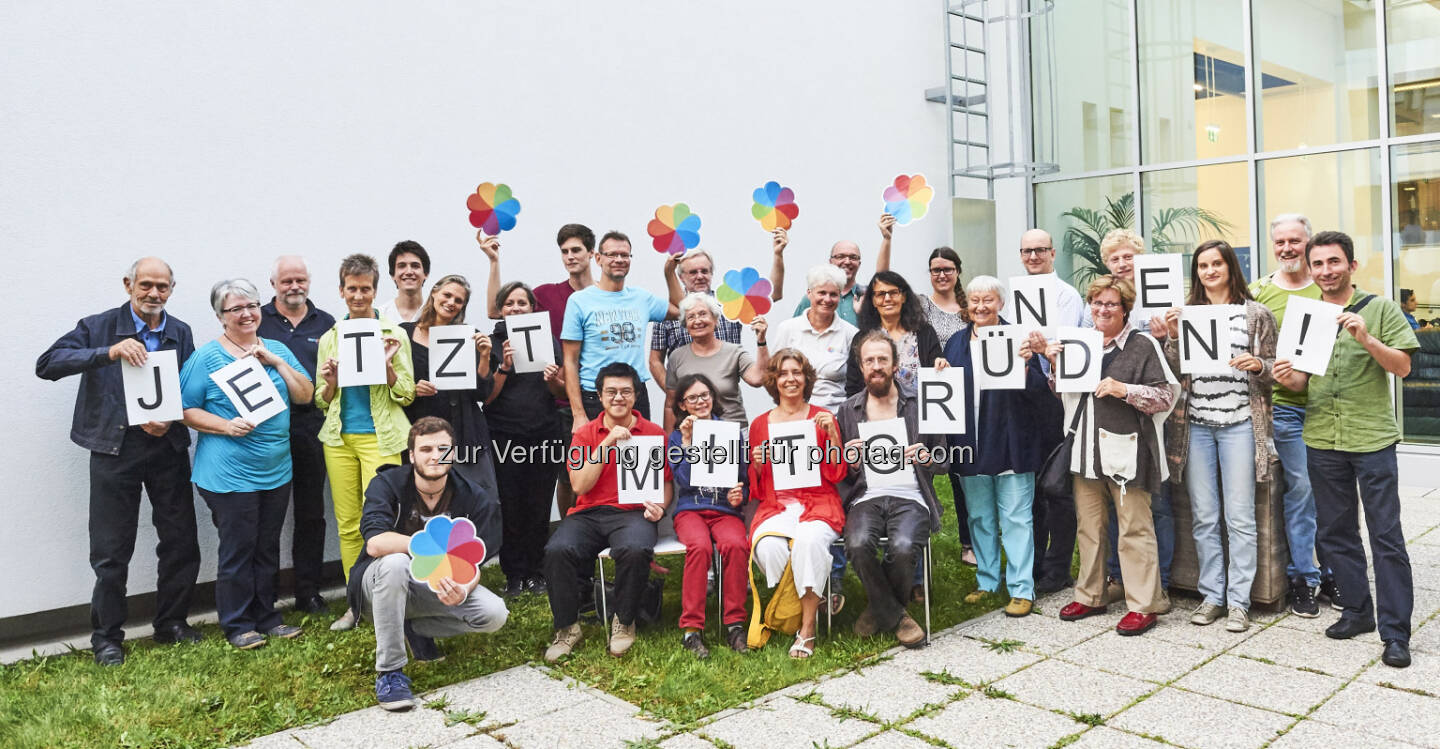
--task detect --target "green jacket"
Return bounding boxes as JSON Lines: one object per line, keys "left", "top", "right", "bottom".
{"left": 314, "top": 315, "right": 415, "bottom": 456}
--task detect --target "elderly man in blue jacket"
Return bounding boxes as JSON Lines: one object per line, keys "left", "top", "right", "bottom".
{"left": 347, "top": 416, "right": 508, "bottom": 711}
{"left": 36, "top": 257, "right": 201, "bottom": 667}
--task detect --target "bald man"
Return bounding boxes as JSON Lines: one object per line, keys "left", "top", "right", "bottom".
{"left": 793, "top": 240, "right": 866, "bottom": 325}
{"left": 259, "top": 255, "right": 337, "bottom": 612}
{"left": 1020, "top": 229, "right": 1085, "bottom": 327}
{"left": 37, "top": 257, "right": 202, "bottom": 666}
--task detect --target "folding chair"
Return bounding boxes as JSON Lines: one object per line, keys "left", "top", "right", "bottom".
{"left": 596, "top": 512, "right": 726, "bottom": 642}
{"left": 825, "top": 536, "right": 932, "bottom": 645}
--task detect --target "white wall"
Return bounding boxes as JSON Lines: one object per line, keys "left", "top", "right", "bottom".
{"left": 1, "top": 1, "right": 956, "bottom": 620}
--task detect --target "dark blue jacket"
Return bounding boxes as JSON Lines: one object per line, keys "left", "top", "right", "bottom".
{"left": 667, "top": 420, "right": 747, "bottom": 518}
{"left": 36, "top": 302, "right": 194, "bottom": 455}
{"left": 942, "top": 324, "right": 1059, "bottom": 477}
{"left": 258, "top": 298, "right": 335, "bottom": 430}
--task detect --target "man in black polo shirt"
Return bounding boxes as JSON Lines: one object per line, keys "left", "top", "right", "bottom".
{"left": 37, "top": 257, "right": 202, "bottom": 666}
{"left": 258, "top": 255, "right": 336, "bottom": 613}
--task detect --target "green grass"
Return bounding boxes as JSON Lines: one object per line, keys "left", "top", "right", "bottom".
{"left": 0, "top": 483, "right": 1002, "bottom": 748}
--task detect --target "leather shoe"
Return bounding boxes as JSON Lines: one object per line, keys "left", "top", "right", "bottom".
{"left": 93, "top": 641, "right": 124, "bottom": 666}
{"left": 1382, "top": 640, "right": 1411, "bottom": 668}
{"left": 1115, "top": 612, "right": 1157, "bottom": 636}
{"left": 1325, "top": 617, "right": 1376, "bottom": 640}
{"left": 295, "top": 594, "right": 327, "bottom": 614}
{"left": 152, "top": 622, "right": 203, "bottom": 645}
{"left": 852, "top": 607, "right": 879, "bottom": 637}
{"left": 1059, "top": 601, "right": 1107, "bottom": 621}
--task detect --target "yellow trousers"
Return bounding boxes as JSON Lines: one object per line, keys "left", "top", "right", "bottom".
{"left": 324, "top": 433, "right": 401, "bottom": 580}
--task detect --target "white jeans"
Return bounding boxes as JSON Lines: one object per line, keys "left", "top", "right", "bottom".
{"left": 753, "top": 504, "right": 838, "bottom": 596}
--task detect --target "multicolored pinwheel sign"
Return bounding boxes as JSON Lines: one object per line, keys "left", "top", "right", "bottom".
{"left": 467, "top": 182, "right": 521, "bottom": 235}
{"left": 751, "top": 181, "right": 799, "bottom": 231}
{"left": 647, "top": 203, "right": 702, "bottom": 255}
{"left": 882, "top": 174, "right": 934, "bottom": 225}
{"left": 408, "top": 516, "right": 486, "bottom": 591}
{"left": 716, "top": 267, "right": 772, "bottom": 323}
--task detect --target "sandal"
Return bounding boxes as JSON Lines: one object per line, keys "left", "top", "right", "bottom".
{"left": 788, "top": 634, "right": 816, "bottom": 659}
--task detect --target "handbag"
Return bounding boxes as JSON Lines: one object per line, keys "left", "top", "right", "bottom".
{"left": 1037, "top": 398, "right": 1085, "bottom": 497}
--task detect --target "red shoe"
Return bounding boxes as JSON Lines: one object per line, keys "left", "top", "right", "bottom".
{"left": 1116, "top": 612, "right": 1157, "bottom": 636}
{"left": 1059, "top": 601, "right": 1107, "bottom": 621}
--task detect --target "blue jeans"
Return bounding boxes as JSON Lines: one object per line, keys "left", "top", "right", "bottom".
{"left": 1107, "top": 482, "right": 1173, "bottom": 588}
{"left": 1187, "top": 421, "right": 1257, "bottom": 609}
{"left": 1273, "top": 405, "right": 1321, "bottom": 585}
{"left": 961, "top": 473, "right": 1036, "bottom": 599}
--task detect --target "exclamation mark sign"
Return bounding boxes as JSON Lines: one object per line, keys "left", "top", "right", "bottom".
{"left": 1294, "top": 315, "right": 1310, "bottom": 357}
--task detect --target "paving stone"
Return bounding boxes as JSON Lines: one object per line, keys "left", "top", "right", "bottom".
{"left": 440, "top": 735, "right": 506, "bottom": 749}
{"left": 1272, "top": 607, "right": 1384, "bottom": 645}
{"left": 1309, "top": 682, "right": 1440, "bottom": 748}
{"left": 1357, "top": 652, "right": 1440, "bottom": 695}
{"left": 1267, "top": 717, "right": 1425, "bottom": 748}
{"left": 235, "top": 733, "right": 304, "bottom": 748}
{"left": 1055, "top": 630, "right": 1216, "bottom": 683}
{"left": 1412, "top": 618, "right": 1440, "bottom": 654}
{"left": 811, "top": 662, "right": 961, "bottom": 721}
{"left": 848, "top": 731, "right": 936, "bottom": 749}
{"left": 956, "top": 609, "right": 1107, "bottom": 654}
{"left": 699, "top": 696, "right": 875, "bottom": 749}
{"left": 905, "top": 692, "right": 1085, "bottom": 748}
{"left": 490, "top": 695, "right": 662, "bottom": 749}
{"left": 1174, "top": 655, "right": 1344, "bottom": 715}
{"left": 1065, "top": 726, "right": 1167, "bottom": 748}
{"left": 992, "top": 658, "right": 1155, "bottom": 717}
{"left": 1108, "top": 688, "right": 1291, "bottom": 749}
{"left": 287, "top": 705, "right": 473, "bottom": 749}
{"left": 657, "top": 732, "right": 716, "bottom": 749}
{"left": 1413, "top": 583, "right": 1440, "bottom": 618}
{"left": 887, "top": 630, "right": 1043, "bottom": 685}
{"left": 1230, "top": 624, "right": 1380, "bottom": 678}
{"left": 1146, "top": 607, "right": 1261, "bottom": 652}
{"left": 421, "top": 666, "right": 592, "bottom": 728}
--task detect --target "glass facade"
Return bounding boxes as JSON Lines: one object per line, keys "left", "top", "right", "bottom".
{"left": 1029, "top": 0, "right": 1440, "bottom": 445}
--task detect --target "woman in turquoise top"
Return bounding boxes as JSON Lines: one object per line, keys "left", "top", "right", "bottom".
{"left": 181, "top": 279, "right": 313, "bottom": 651}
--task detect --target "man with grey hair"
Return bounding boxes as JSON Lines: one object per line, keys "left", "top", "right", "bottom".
{"left": 37, "top": 257, "right": 202, "bottom": 665}
{"left": 259, "top": 255, "right": 336, "bottom": 613}
{"left": 1249, "top": 213, "right": 1329, "bottom": 617}
{"left": 793, "top": 239, "right": 866, "bottom": 325}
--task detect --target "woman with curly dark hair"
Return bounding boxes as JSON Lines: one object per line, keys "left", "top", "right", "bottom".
{"left": 844, "top": 270, "right": 945, "bottom": 398}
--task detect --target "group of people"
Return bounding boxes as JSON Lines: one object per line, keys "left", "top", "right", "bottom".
{"left": 38, "top": 211, "right": 1421, "bottom": 713}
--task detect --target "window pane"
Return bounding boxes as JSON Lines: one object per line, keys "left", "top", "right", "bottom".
{"left": 1140, "top": 163, "right": 1252, "bottom": 280}
{"left": 1254, "top": 1, "right": 1379, "bottom": 150}
{"left": 1030, "top": 0, "right": 1135, "bottom": 172}
{"left": 1257, "top": 149, "right": 1383, "bottom": 293}
{"left": 1388, "top": 0, "right": 1440, "bottom": 136}
{"left": 1394, "top": 142, "right": 1440, "bottom": 443}
{"left": 1034, "top": 174, "right": 1135, "bottom": 289}
{"left": 1138, "top": 0, "right": 1247, "bottom": 164}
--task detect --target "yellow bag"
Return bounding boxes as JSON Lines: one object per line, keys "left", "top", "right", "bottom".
{"left": 747, "top": 533, "right": 802, "bottom": 649}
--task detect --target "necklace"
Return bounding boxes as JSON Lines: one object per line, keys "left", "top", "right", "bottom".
{"left": 222, "top": 333, "right": 256, "bottom": 354}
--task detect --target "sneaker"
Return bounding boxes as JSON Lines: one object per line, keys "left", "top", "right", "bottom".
{"left": 609, "top": 616, "right": 637, "bottom": 657}
{"left": 896, "top": 614, "right": 926, "bottom": 648}
{"left": 375, "top": 670, "right": 415, "bottom": 711}
{"left": 329, "top": 607, "right": 358, "bottom": 632}
{"left": 726, "top": 623, "right": 749, "bottom": 653}
{"left": 1004, "top": 598, "right": 1033, "bottom": 618}
{"left": 964, "top": 589, "right": 993, "bottom": 605}
{"left": 503, "top": 578, "right": 525, "bottom": 598}
{"left": 263, "top": 624, "right": 303, "bottom": 640}
{"left": 1115, "top": 612, "right": 1157, "bottom": 636}
{"left": 1225, "top": 607, "right": 1250, "bottom": 632}
{"left": 525, "top": 576, "right": 548, "bottom": 595}
{"left": 544, "top": 623, "right": 583, "bottom": 663}
{"left": 1190, "top": 602, "right": 1224, "bottom": 626}
{"left": 227, "top": 631, "right": 267, "bottom": 650}
{"left": 681, "top": 630, "right": 709, "bottom": 660}
{"left": 152, "top": 622, "right": 203, "bottom": 645}
{"left": 1318, "top": 576, "right": 1343, "bottom": 611}
{"left": 405, "top": 621, "right": 443, "bottom": 662}
{"left": 1289, "top": 576, "right": 1320, "bottom": 618}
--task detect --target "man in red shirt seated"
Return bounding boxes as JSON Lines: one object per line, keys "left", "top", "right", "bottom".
{"left": 543, "top": 362, "right": 670, "bottom": 661}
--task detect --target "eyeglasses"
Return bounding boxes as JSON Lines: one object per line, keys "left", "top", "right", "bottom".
{"left": 1019, "top": 247, "right": 1053, "bottom": 256}
{"left": 929, "top": 267, "right": 957, "bottom": 276}
{"left": 601, "top": 251, "right": 632, "bottom": 260}
{"left": 830, "top": 253, "right": 860, "bottom": 262}
{"left": 873, "top": 289, "right": 904, "bottom": 300}
{"left": 222, "top": 302, "right": 261, "bottom": 316}
{"left": 682, "top": 392, "right": 712, "bottom": 404}
{"left": 602, "top": 388, "right": 635, "bottom": 400}
{"left": 1089, "top": 300, "right": 1123, "bottom": 311}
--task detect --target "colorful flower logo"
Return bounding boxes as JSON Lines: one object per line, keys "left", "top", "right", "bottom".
{"left": 646, "top": 203, "right": 702, "bottom": 255}
{"left": 716, "top": 267, "right": 773, "bottom": 323}
{"left": 750, "top": 181, "right": 799, "bottom": 231}
{"left": 408, "top": 516, "right": 486, "bottom": 591}
{"left": 467, "top": 182, "right": 522, "bottom": 235}
{"left": 882, "top": 174, "right": 934, "bottom": 225}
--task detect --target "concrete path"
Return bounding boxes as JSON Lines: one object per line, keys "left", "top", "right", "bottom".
{"left": 241, "top": 486, "right": 1440, "bottom": 749}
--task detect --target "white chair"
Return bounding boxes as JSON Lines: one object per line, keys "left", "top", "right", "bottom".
{"left": 824, "top": 536, "right": 933, "bottom": 645}
{"left": 595, "top": 512, "right": 726, "bottom": 642}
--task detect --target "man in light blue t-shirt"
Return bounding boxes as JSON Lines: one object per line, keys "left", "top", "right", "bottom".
{"left": 562, "top": 230, "right": 677, "bottom": 433}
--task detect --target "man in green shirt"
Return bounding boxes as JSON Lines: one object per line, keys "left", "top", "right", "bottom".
{"left": 793, "top": 240, "right": 865, "bottom": 325}
{"left": 1274, "top": 230, "right": 1419, "bottom": 670}
{"left": 1249, "top": 214, "right": 1327, "bottom": 616}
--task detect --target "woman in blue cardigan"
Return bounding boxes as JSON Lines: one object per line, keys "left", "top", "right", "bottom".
{"left": 943, "top": 276, "right": 1055, "bottom": 618}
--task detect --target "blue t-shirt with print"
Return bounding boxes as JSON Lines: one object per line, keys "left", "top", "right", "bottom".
{"left": 561, "top": 285, "right": 669, "bottom": 390}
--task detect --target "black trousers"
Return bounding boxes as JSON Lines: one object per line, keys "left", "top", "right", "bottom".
{"left": 286, "top": 426, "right": 328, "bottom": 597}
{"left": 199, "top": 484, "right": 290, "bottom": 637}
{"left": 580, "top": 386, "right": 652, "bottom": 422}
{"left": 1035, "top": 485, "right": 1077, "bottom": 584}
{"left": 844, "top": 497, "right": 930, "bottom": 631}
{"left": 948, "top": 473, "right": 971, "bottom": 547}
{"left": 543, "top": 507, "right": 656, "bottom": 628}
{"left": 493, "top": 430, "right": 559, "bottom": 582}
{"left": 88, "top": 430, "right": 200, "bottom": 648}
{"left": 1309, "top": 445, "right": 1414, "bottom": 643}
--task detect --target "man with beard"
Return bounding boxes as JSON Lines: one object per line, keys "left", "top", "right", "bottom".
{"left": 834, "top": 332, "right": 947, "bottom": 647}
{"left": 1274, "top": 231, "right": 1418, "bottom": 669}
{"left": 1249, "top": 214, "right": 1328, "bottom": 617}
{"left": 259, "top": 255, "right": 336, "bottom": 613}
{"left": 347, "top": 417, "right": 507, "bottom": 711}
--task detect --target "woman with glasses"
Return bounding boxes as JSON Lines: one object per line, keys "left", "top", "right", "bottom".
{"left": 180, "top": 279, "right": 313, "bottom": 650}
{"left": 668, "top": 373, "right": 751, "bottom": 658}
{"left": 874, "top": 214, "right": 968, "bottom": 346}
{"left": 1161, "top": 240, "right": 1277, "bottom": 633}
{"left": 663, "top": 293, "right": 769, "bottom": 431}
{"left": 844, "top": 271, "right": 946, "bottom": 398}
